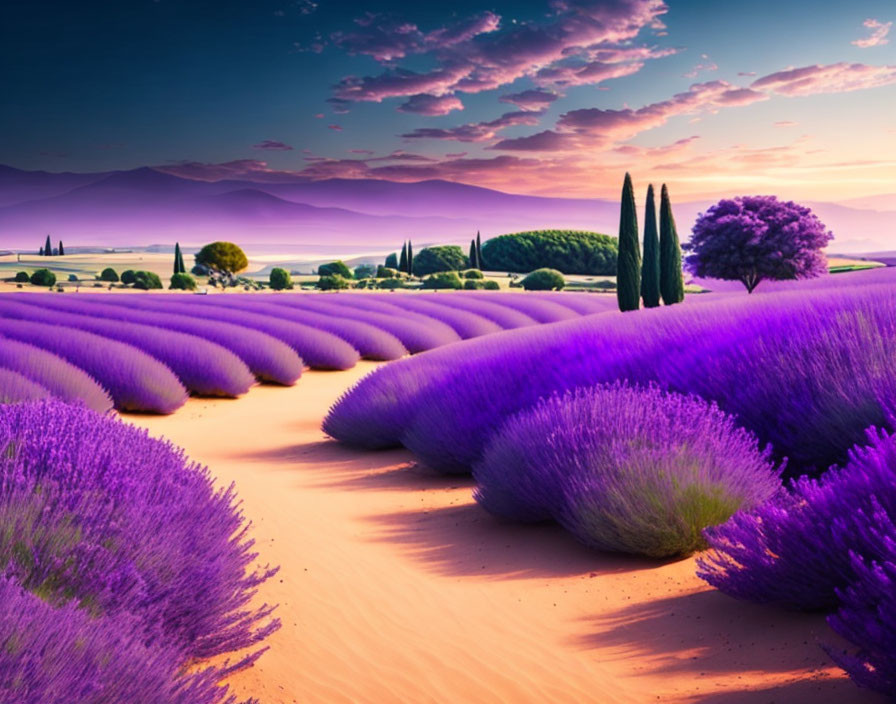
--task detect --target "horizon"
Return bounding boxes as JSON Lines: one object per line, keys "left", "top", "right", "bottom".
{"left": 4, "top": 1, "right": 896, "bottom": 202}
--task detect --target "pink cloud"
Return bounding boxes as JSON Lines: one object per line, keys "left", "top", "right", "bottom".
{"left": 682, "top": 61, "right": 718, "bottom": 79}
{"left": 252, "top": 140, "right": 294, "bottom": 151}
{"left": 853, "top": 19, "right": 891, "bottom": 48}
{"left": 446, "top": 151, "right": 468, "bottom": 158}
{"left": 349, "top": 149, "right": 375, "bottom": 155}
{"left": 774, "top": 120, "right": 798, "bottom": 127}
{"left": 499, "top": 89, "right": 560, "bottom": 111}
{"left": 398, "top": 93, "right": 464, "bottom": 116}
{"left": 333, "top": 66, "right": 470, "bottom": 103}
{"left": 534, "top": 60, "right": 644, "bottom": 88}
{"left": 401, "top": 110, "right": 543, "bottom": 143}
{"left": 751, "top": 62, "right": 896, "bottom": 96}
{"left": 328, "top": 124, "right": 343, "bottom": 131}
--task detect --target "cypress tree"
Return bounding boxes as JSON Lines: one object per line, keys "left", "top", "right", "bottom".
{"left": 399, "top": 242, "right": 408, "bottom": 273}
{"left": 58, "top": 240, "right": 65, "bottom": 256}
{"left": 616, "top": 172, "right": 641, "bottom": 312}
{"left": 44, "top": 235, "right": 52, "bottom": 257}
{"left": 39, "top": 245, "right": 44, "bottom": 256}
{"left": 407, "top": 241, "right": 414, "bottom": 276}
{"left": 659, "top": 184, "right": 685, "bottom": 305}
{"left": 640, "top": 184, "right": 660, "bottom": 308}
{"left": 476, "top": 231, "right": 483, "bottom": 269}
{"left": 178, "top": 244, "right": 186, "bottom": 273}
{"left": 468, "top": 239, "right": 478, "bottom": 269}
{"left": 174, "top": 242, "right": 184, "bottom": 274}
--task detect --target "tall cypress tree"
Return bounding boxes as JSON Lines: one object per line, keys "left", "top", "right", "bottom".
{"left": 616, "top": 172, "right": 641, "bottom": 312}
{"left": 39, "top": 244, "right": 44, "bottom": 256}
{"left": 178, "top": 244, "right": 186, "bottom": 273}
{"left": 476, "top": 231, "right": 483, "bottom": 269}
{"left": 468, "top": 239, "right": 478, "bottom": 269}
{"left": 174, "top": 242, "right": 184, "bottom": 274}
{"left": 58, "top": 240, "right": 65, "bottom": 256}
{"left": 640, "top": 184, "right": 660, "bottom": 308}
{"left": 659, "top": 184, "right": 685, "bottom": 305}
{"left": 398, "top": 242, "right": 408, "bottom": 273}
{"left": 44, "top": 234, "right": 52, "bottom": 257}
{"left": 407, "top": 241, "right": 414, "bottom": 276}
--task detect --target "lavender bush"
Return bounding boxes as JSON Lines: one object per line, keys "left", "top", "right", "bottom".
{"left": 0, "top": 319, "right": 187, "bottom": 413}
{"left": 0, "top": 337, "right": 113, "bottom": 413}
{"left": 464, "top": 291, "right": 579, "bottom": 322}
{"left": 412, "top": 294, "right": 538, "bottom": 328}
{"left": 698, "top": 426, "right": 896, "bottom": 610}
{"left": 0, "top": 400, "right": 279, "bottom": 663}
{"left": 0, "top": 577, "right": 250, "bottom": 704}
{"left": 337, "top": 295, "right": 502, "bottom": 339}
{"left": 12, "top": 294, "right": 303, "bottom": 385}
{"left": 0, "top": 368, "right": 51, "bottom": 403}
{"left": 0, "top": 297, "right": 254, "bottom": 397}
{"left": 473, "top": 384, "right": 779, "bottom": 557}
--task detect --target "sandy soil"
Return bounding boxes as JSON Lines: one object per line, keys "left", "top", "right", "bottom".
{"left": 129, "top": 364, "right": 881, "bottom": 704}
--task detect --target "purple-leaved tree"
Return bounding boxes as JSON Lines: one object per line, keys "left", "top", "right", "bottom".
{"left": 685, "top": 195, "right": 833, "bottom": 293}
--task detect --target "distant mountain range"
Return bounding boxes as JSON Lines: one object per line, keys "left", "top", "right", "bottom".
{"left": 0, "top": 164, "right": 893, "bottom": 253}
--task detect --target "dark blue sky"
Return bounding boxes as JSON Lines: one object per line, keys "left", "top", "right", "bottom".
{"left": 3, "top": 0, "right": 895, "bottom": 199}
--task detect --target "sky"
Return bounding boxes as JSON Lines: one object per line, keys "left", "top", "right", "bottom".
{"left": 3, "top": 0, "right": 896, "bottom": 200}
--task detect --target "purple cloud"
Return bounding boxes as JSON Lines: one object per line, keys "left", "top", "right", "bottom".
{"left": 328, "top": 124, "right": 343, "bottom": 131}
{"left": 500, "top": 89, "right": 559, "bottom": 111}
{"left": 252, "top": 140, "right": 294, "bottom": 151}
{"left": 401, "top": 110, "right": 543, "bottom": 143}
{"left": 397, "top": 93, "right": 464, "bottom": 116}
{"left": 751, "top": 62, "right": 896, "bottom": 95}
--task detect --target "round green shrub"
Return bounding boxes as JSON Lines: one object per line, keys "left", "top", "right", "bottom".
{"left": 464, "top": 269, "right": 484, "bottom": 279}
{"left": 132, "top": 271, "right": 163, "bottom": 290}
{"left": 29, "top": 269, "right": 56, "bottom": 287}
{"left": 463, "top": 279, "right": 484, "bottom": 290}
{"left": 67, "top": 274, "right": 79, "bottom": 282}
{"left": 353, "top": 264, "right": 376, "bottom": 280}
{"left": 377, "top": 278, "right": 406, "bottom": 290}
{"left": 13, "top": 271, "right": 29, "bottom": 283}
{"left": 317, "top": 275, "right": 350, "bottom": 291}
{"left": 195, "top": 241, "right": 248, "bottom": 274}
{"left": 412, "top": 246, "right": 468, "bottom": 276}
{"left": 269, "top": 267, "right": 293, "bottom": 291}
{"left": 482, "top": 230, "right": 617, "bottom": 274}
{"left": 384, "top": 252, "right": 399, "bottom": 269}
{"left": 422, "top": 271, "right": 463, "bottom": 290}
{"left": 169, "top": 272, "right": 196, "bottom": 290}
{"left": 99, "top": 267, "right": 119, "bottom": 282}
{"left": 482, "top": 280, "right": 500, "bottom": 290}
{"left": 121, "top": 270, "right": 137, "bottom": 285}
{"left": 318, "top": 261, "right": 352, "bottom": 278}
{"left": 521, "top": 268, "right": 565, "bottom": 291}
{"left": 376, "top": 265, "right": 399, "bottom": 278}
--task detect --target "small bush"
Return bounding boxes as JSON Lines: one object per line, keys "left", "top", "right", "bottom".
{"left": 464, "top": 279, "right": 484, "bottom": 290}
{"left": 99, "top": 267, "right": 119, "bottom": 282}
{"left": 67, "top": 274, "right": 79, "bottom": 282}
{"left": 169, "top": 272, "right": 197, "bottom": 290}
{"left": 317, "top": 274, "right": 350, "bottom": 291}
{"left": 29, "top": 269, "right": 56, "bottom": 287}
{"left": 318, "top": 261, "right": 352, "bottom": 278}
{"left": 269, "top": 267, "right": 292, "bottom": 291}
{"left": 121, "top": 269, "right": 137, "bottom": 285}
{"left": 377, "top": 278, "right": 406, "bottom": 290}
{"left": 464, "top": 269, "right": 484, "bottom": 279}
{"left": 474, "top": 383, "right": 780, "bottom": 558}
{"left": 521, "top": 268, "right": 565, "bottom": 291}
{"left": 13, "top": 271, "right": 29, "bottom": 283}
{"left": 354, "top": 264, "right": 376, "bottom": 279}
{"left": 377, "top": 265, "right": 399, "bottom": 278}
{"left": 195, "top": 241, "right": 248, "bottom": 274}
{"left": 132, "top": 271, "right": 163, "bottom": 290}
{"left": 422, "top": 272, "right": 463, "bottom": 290}
{"left": 699, "top": 426, "right": 896, "bottom": 609}
{"left": 482, "top": 280, "right": 500, "bottom": 290}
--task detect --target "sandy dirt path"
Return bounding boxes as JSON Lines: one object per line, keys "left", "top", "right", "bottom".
{"left": 131, "top": 363, "right": 881, "bottom": 704}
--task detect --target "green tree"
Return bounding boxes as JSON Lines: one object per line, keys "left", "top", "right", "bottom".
{"left": 616, "top": 172, "right": 641, "bottom": 312}
{"left": 421, "top": 271, "right": 463, "bottom": 289}
{"left": 659, "top": 184, "right": 684, "bottom": 305}
{"left": 99, "top": 267, "right": 119, "bottom": 282}
{"left": 481, "top": 230, "right": 616, "bottom": 274}
{"left": 30, "top": 268, "right": 56, "bottom": 287}
{"left": 407, "top": 241, "right": 414, "bottom": 275}
{"left": 385, "top": 252, "right": 398, "bottom": 269}
{"left": 44, "top": 235, "right": 52, "bottom": 257}
{"left": 640, "top": 184, "right": 661, "bottom": 308}
{"left": 412, "top": 245, "right": 468, "bottom": 276}
{"left": 317, "top": 274, "right": 350, "bottom": 290}
{"left": 173, "top": 243, "right": 186, "bottom": 274}
{"left": 132, "top": 271, "right": 163, "bottom": 290}
{"left": 121, "top": 270, "right": 137, "bottom": 285}
{"left": 521, "top": 268, "right": 565, "bottom": 291}
{"left": 318, "top": 261, "right": 352, "bottom": 278}
{"left": 195, "top": 241, "right": 248, "bottom": 274}
{"left": 269, "top": 267, "right": 293, "bottom": 290}
{"left": 58, "top": 241, "right": 65, "bottom": 256}
{"left": 476, "top": 231, "right": 483, "bottom": 269}
{"left": 398, "top": 243, "right": 408, "bottom": 273}
{"left": 14, "top": 271, "right": 29, "bottom": 283}
{"left": 169, "top": 272, "right": 197, "bottom": 290}
{"left": 353, "top": 264, "right": 376, "bottom": 279}
{"left": 469, "top": 239, "right": 479, "bottom": 269}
